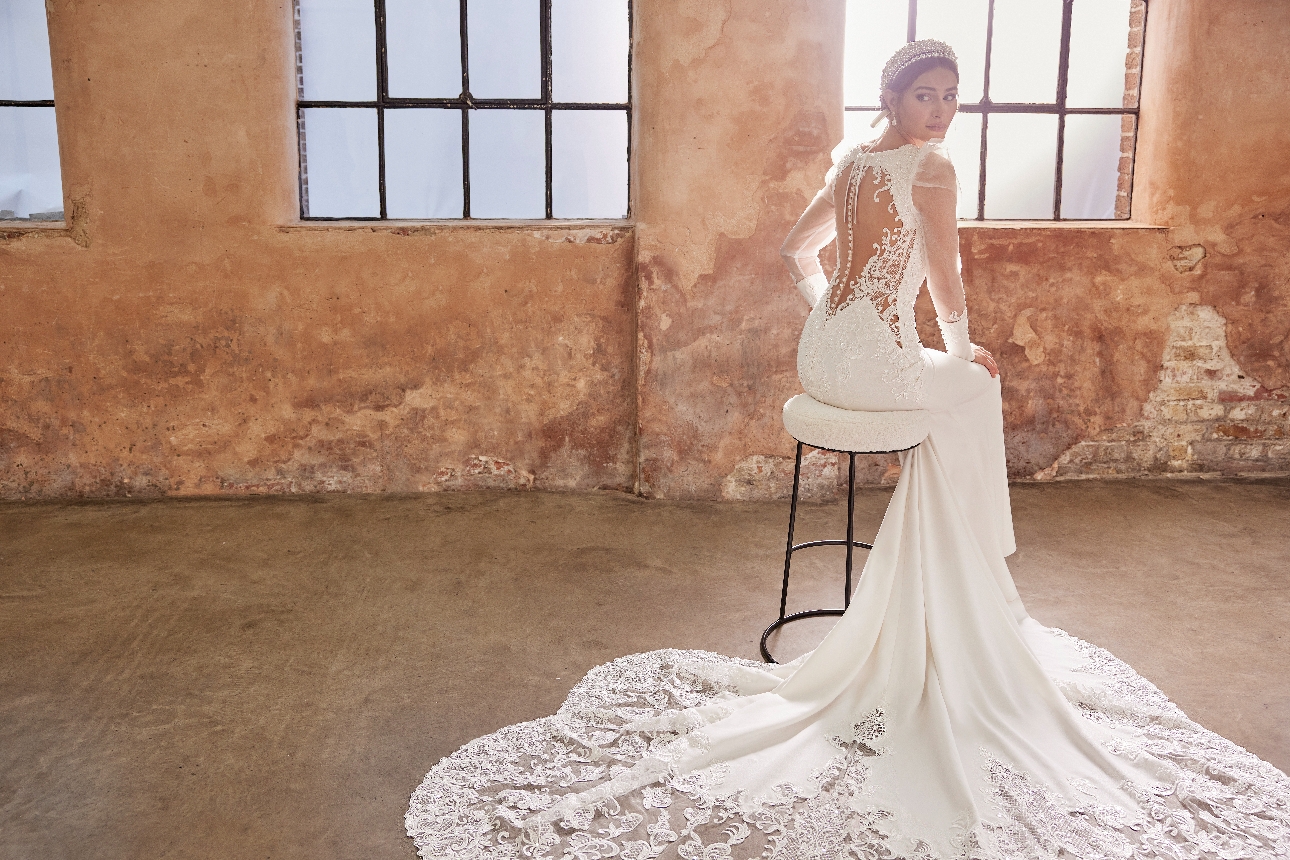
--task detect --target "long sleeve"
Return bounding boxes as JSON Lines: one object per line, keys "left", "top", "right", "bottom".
{"left": 911, "top": 146, "right": 972, "bottom": 359}
{"left": 780, "top": 177, "right": 837, "bottom": 287}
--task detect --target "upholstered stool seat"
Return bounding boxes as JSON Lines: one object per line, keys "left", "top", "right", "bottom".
{"left": 782, "top": 394, "right": 930, "bottom": 453}
{"left": 761, "top": 395, "right": 930, "bottom": 663}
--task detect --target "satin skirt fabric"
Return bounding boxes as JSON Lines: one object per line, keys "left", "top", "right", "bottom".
{"left": 804, "top": 345, "right": 1017, "bottom": 562}
{"left": 515, "top": 361, "right": 1151, "bottom": 854}
{"left": 406, "top": 347, "right": 1290, "bottom": 860}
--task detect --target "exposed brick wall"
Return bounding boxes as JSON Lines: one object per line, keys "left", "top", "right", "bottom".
{"left": 1036, "top": 305, "right": 1289, "bottom": 479}
{"left": 1115, "top": 0, "right": 1147, "bottom": 220}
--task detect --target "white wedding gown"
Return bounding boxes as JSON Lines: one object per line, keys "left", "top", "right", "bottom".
{"left": 406, "top": 140, "right": 1290, "bottom": 859}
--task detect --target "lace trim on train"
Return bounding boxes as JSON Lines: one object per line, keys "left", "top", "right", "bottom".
{"left": 407, "top": 644, "right": 1290, "bottom": 860}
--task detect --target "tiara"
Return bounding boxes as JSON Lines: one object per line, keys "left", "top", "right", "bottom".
{"left": 880, "top": 39, "right": 958, "bottom": 93}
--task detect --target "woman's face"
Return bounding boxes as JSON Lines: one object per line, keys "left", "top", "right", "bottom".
{"left": 886, "top": 66, "right": 959, "bottom": 143}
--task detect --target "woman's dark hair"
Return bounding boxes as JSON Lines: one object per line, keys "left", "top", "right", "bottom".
{"left": 882, "top": 56, "right": 959, "bottom": 105}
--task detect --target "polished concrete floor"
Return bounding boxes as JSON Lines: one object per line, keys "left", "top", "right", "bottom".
{"left": 1, "top": 479, "right": 1288, "bottom": 860}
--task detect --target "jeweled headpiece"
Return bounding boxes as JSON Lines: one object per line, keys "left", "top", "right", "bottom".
{"left": 880, "top": 39, "right": 958, "bottom": 94}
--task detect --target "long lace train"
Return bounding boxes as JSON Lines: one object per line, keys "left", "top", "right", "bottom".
{"left": 406, "top": 435, "right": 1290, "bottom": 859}
{"left": 407, "top": 639, "right": 1290, "bottom": 859}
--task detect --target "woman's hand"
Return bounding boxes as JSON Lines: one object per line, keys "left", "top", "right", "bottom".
{"left": 973, "top": 344, "right": 999, "bottom": 378}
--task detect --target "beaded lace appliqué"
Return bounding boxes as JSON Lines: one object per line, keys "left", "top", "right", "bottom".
{"left": 825, "top": 149, "right": 916, "bottom": 344}
{"left": 798, "top": 144, "right": 928, "bottom": 405}
{"left": 406, "top": 639, "right": 1290, "bottom": 860}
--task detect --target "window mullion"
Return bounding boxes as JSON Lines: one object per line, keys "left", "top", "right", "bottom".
{"left": 625, "top": 0, "right": 634, "bottom": 219}
{"left": 977, "top": 0, "right": 996, "bottom": 220}
{"left": 1053, "top": 0, "right": 1074, "bottom": 220}
{"left": 542, "top": 0, "right": 553, "bottom": 219}
{"left": 460, "top": 0, "right": 471, "bottom": 218}
{"left": 374, "top": 0, "right": 389, "bottom": 219}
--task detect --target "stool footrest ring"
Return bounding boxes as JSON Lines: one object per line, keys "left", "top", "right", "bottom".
{"left": 765, "top": 413, "right": 923, "bottom": 665}
{"left": 760, "top": 608, "right": 845, "bottom": 664}
{"left": 790, "top": 539, "right": 874, "bottom": 552}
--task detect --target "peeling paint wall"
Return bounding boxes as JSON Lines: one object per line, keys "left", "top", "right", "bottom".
{"left": 1037, "top": 305, "right": 1287, "bottom": 478}
{"left": 634, "top": 0, "right": 1290, "bottom": 497}
{"left": 633, "top": 0, "right": 847, "bottom": 499}
{"left": 0, "top": 2, "right": 637, "bottom": 497}
{"left": 1, "top": 0, "right": 1287, "bottom": 500}
{"left": 1016, "top": 0, "right": 1290, "bottom": 480}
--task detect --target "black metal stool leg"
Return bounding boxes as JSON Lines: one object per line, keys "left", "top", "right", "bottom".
{"left": 762, "top": 442, "right": 893, "bottom": 664}
{"left": 844, "top": 452, "right": 856, "bottom": 608}
{"left": 779, "top": 441, "right": 804, "bottom": 622}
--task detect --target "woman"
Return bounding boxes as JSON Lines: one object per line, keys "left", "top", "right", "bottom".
{"left": 782, "top": 40, "right": 1015, "bottom": 573}
{"left": 407, "top": 42, "right": 1290, "bottom": 860}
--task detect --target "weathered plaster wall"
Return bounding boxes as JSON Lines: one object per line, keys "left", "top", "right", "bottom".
{"left": 0, "top": 1, "right": 637, "bottom": 497}
{"left": 1010, "top": 0, "right": 1290, "bottom": 480}
{"left": 634, "top": 0, "right": 1290, "bottom": 498}
{"left": 633, "top": 0, "right": 846, "bottom": 498}
{"left": 1, "top": 0, "right": 1287, "bottom": 500}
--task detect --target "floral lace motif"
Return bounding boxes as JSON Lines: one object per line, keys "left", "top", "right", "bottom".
{"left": 825, "top": 148, "right": 917, "bottom": 343}
{"left": 406, "top": 641, "right": 1290, "bottom": 860}
{"left": 798, "top": 144, "right": 929, "bottom": 406}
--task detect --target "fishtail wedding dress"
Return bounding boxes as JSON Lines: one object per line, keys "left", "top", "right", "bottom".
{"left": 405, "top": 139, "right": 1290, "bottom": 859}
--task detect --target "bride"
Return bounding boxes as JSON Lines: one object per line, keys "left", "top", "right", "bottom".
{"left": 406, "top": 41, "right": 1290, "bottom": 860}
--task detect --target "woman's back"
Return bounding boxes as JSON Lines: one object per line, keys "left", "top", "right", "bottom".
{"left": 783, "top": 140, "right": 962, "bottom": 410}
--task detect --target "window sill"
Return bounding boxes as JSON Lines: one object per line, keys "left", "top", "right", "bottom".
{"left": 279, "top": 219, "right": 632, "bottom": 234}
{"left": 958, "top": 220, "right": 1167, "bottom": 231}
{"left": 0, "top": 220, "right": 67, "bottom": 236}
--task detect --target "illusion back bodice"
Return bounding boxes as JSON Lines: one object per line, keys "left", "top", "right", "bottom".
{"left": 782, "top": 140, "right": 967, "bottom": 407}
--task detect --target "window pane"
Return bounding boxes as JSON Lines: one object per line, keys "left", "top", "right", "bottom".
{"left": 988, "top": 0, "right": 1061, "bottom": 103}
{"left": 467, "top": 0, "right": 540, "bottom": 99}
{"left": 1066, "top": 0, "right": 1131, "bottom": 108}
{"left": 0, "top": 106, "right": 63, "bottom": 219}
{"left": 1060, "top": 113, "right": 1123, "bottom": 219}
{"left": 843, "top": 0, "right": 907, "bottom": 107}
{"left": 297, "top": 0, "right": 377, "bottom": 101}
{"left": 843, "top": 110, "right": 882, "bottom": 144}
{"left": 300, "top": 107, "right": 379, "bottom": 217}
{"left": 0, "top": 0, "right": 54, "bottom": 101}
{"left": 553, "top": 110, "right": 627, "bottom": 218}
{"left": 984, "top": 113, "right": 1058, "bottom": 219}
{"left": 917, "top": 0, "right": 988, "bottom": 104}
{"left": 552, "top": 0, "right": 629, "bottom": 103}
{"left": 386, "top": 0, "right": 461, "bottom": 98}
{"left": 469, "top": 109, "right": 544, "bottom": 218}
{"left": 385, "top": 108, "right": 463, "bottom": 218}
{"left": 941, "top": 111, "right": 982, "bottom": 219}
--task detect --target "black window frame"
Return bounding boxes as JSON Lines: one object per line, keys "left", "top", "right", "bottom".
{"left": 845, "top": 0, "right": 1147, "bottom": 221}
{"left": 293, "top": 0, "right": 634, "bottom": 221}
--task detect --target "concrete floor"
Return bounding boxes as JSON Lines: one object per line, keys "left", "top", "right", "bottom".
{"left": 1, "top": 479, "right": 1288, "bottom": 860}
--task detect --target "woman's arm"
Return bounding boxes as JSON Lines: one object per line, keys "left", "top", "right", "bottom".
{"left": 912, "top": 154, "right": 998, "bottom": 376}
{"left": 911, "top": 149, "right": 977, "bottom": 362}
{"left": 780, "top": 178, "right": 837, "bottom": 307}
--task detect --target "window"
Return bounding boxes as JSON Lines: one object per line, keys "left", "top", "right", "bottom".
{"left": 293, "top": 0, "right": 632, "bottom": 221}
{"left": 1, "top": 0, "right": 63, "bottom": 222}
{"left": 844, "top": 0, "right": 1146, "bottom": 220}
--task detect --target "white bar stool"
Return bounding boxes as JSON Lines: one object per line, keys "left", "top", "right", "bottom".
{"left": 760, "top": 394, "right": 931, "bottom": 663}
